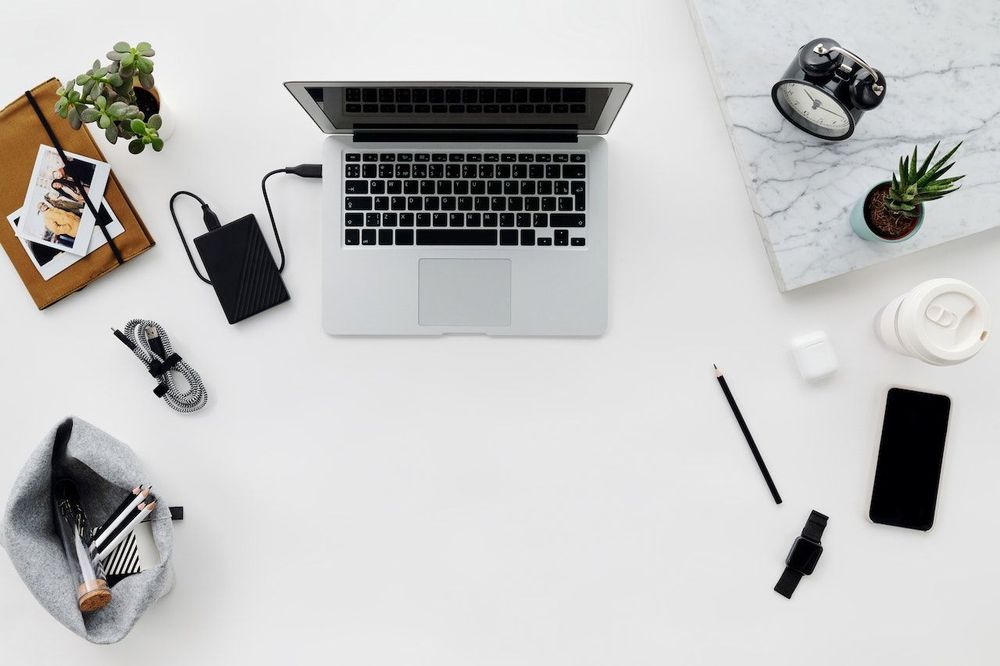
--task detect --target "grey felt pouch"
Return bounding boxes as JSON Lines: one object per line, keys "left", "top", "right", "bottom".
{"left": 0, "top": 417, "right": 174, "bottom": 644}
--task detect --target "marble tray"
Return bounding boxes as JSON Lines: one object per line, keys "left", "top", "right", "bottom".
{"left": 687, "top": 0, "right": 1000, "bottom": 291}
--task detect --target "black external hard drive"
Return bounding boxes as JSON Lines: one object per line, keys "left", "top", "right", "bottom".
{"left": 192, "top": 214, "right": 290, "bottom": 324}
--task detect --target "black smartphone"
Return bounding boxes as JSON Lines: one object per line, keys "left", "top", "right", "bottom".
{"left": 869, "top": 388, "right": 951, "bottom": 531}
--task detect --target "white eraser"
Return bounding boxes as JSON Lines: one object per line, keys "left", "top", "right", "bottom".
{"left": 791, "top": 331, "right": 838, "bottom": 380}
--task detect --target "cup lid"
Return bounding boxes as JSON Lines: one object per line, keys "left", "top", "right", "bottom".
{"left": 897, "top": 279, "right": 991, "bottom": 365}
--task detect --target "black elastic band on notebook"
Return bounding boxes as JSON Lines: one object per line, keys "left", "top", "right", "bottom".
{"left": 23, "top": 90, "right": 124, "bottom": 265}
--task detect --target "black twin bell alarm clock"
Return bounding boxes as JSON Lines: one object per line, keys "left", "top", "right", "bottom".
{"left": 771, "top": 38, "right": 886, "bottom": 140}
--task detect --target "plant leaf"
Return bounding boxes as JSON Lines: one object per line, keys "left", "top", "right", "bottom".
{"left": 80, "top": 108, "right": 101, "bottom": 123}
{"left": 98, "top": 114, "right": 112, "bottom": 129}
{"left": 130, "top": 118, "right": 146, "bottom": 133}
{"left": 121, "top": 53, "right": 135, "bottom": 68}
{"left": 105, "top": 123, "right": 119, "bottom": 143}
{"left": 151, "top": 137, "right": 164, "bottom": 151}
{"left": 148, "top": 114, "right": 162, "bottom": 130}
{"left": 128, "top": 138, "right": 145, "bottom": 154}
{"left": 114, "top": 41, "right": 131, "bottom": 53}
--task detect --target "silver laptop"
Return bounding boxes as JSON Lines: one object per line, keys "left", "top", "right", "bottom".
{"left": 285, "top": 81, "right": 631, "bottom": 336}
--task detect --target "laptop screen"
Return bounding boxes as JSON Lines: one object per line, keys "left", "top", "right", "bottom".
{"left": 292, "top": 83, "right": 630, "bottom": 134}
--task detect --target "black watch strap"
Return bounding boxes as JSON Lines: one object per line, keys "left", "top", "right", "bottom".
{"left": 774, "top": 566, "right": 802, "bottom": 599}
{"left": 802, "top": 510, "right": 828, "bottom": 542}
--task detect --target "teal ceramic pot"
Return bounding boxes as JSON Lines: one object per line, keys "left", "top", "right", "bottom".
{"left": 850, "top": 181, "right": 925, "bottom": 242}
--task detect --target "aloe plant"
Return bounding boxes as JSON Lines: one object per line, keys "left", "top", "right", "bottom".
{"left": 54, "top": 42, "right": 164, "bottom": 154}
{"left": 886, "top": 142, "right": 964, "bottom": 217}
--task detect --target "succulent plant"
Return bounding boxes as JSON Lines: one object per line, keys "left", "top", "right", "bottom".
{"left": 886, "top": 141, "right": 964, "bottom": 217}
{"left": 54, "top": 42, "right": 164, "bottom": 154}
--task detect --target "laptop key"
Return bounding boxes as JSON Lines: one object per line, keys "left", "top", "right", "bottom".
{"left": 454, "top": 181, "right": 469, "bottom": 195}
{"left": 432, "top": 213, "right": 447, "bottom": 227}
{"left": 466, "top": 213, "right": 482, "bottom": 227}
{"left": 563, "top": 164, "right": 585, "bottom": 179}
{"left": 362, "top": 164, "right": 376, "bottom": 178}
{"left": 345, "top": 213, "right": 364, "bottom": 227}
{"left": 397, "top": 153, "right": 413, "bottom": 162}
{"left": 555, "top": 229, "right": 569, "bottom": 246}
{"left": 571, "top": 154, "right": 586, "bottom": 162}
{"left": 457, "top": 196, "right": 473, "bottom": 211}
{"left": 424, "top": 196, "right": 440, "bottom": 211}
{"left": 400, "top": 213, "right": 415, "bottom": 227}
{"left": 396, "top": 229, "right": 414, "bottom": 245}
{"left": 382, "top": 213, "right": 398, "bottom": 227}
{"left": 378, "top": 229, "right": 393, "bottom": 245}
{"left": 490, "top": 197, "right": 506, "bottom": 211}
{"left": 537, "top": 237, "right": 553, "bottom": 246}
{"left": 345, "top": 164, "right": 360, "bottom": 178}
{"left": 499, "top": 230, "right": 518, "bottom": 246}
{"left": 518, "top": 153, "right": 534, "bottom": 162}
{"left": 483, "top": 213, "right": 498, "bottom": 227}
{"left": 554, "top": 181, "right": 569, "bottom": 195}
{"left": 374, "top": 197, "right": 390, "bottom": 211}
{"left": 571, "top": 237, "right": 586, "bottom": 246}
{"left": 542, "top": 197, "right": 557, "bottom": 211}
{"left": 416, "top": 213, "right": 431, "bottom": 227}
{"left": 370, "top": 180, "right": 386, "bottom": 195}
{"left": 345, "top": 229, "right": 360, "bottom": 245}
{"left": 550, "top": 213, "right": 586, "bottom": 228}
{"left": 346, "top": 197, "right": 373, "bottom": 210}
{"left": 559, "top": 197, "right": 574, "bottom": 211}
{"left": 362, "top": 153, "right": 378, "bottom": 162}
{"left": 475, "top": 196, "right": 490, "bottom": 211}
{"left": 466, "top": 153, "right": 482, "bottom": 162}
{"left": 387, "top": 180, "right": 402, "bottom": 195}
{"left": 545, "top": 164, "right": 560, "bottom": 179}
{"left": 362, "top": 229, "right": 376, "bottom": 245}
{"left": 501, "top": 153, "right": 517, "bottom": 162}
{"left": 554, "top": 154, "right": 569, "bottom": 162}
{"left": 487, "top": 181, "right": 502, "bottom": 195}
{"left": 417, "top": 230, "right": 498, "bottom": 245}
{"left": 520, "top": 229, "right": 535, "bottom": 245}
{"left": 415, "top": 153, "right": 431, "bottom": 162}
{"left": 499, "top": 213, "right": 515, "bottom": 227}
{"left": 533, "top": 213, "right": 548, "bottom": 227}
{"left": 404, "top": 180, "right": 419, "bottom": 194}
{"left": 573, "top": 182, "right": 585, "bottom": 210}
{"left": 449, "top": 213, "right": 464, "bottom": 227}
{"left": 536, "top": 154, "right": 552, "bottom": 163}
{"left": 345, "top": 153, "right": 361, "bottom": 162}
{"left": 365, "top": 213, "right": 380, "bottom": 227}
{"left": 484, "top": 154, "right": 499, "bottom": 162}
{"left": 516, "top": 213, "right": 531, "bottom": 228}
{"left": 524, "top": 198, "right": 540, "bottom": 212}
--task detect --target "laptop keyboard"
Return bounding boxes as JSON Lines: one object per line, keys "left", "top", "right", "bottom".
{"left": 342, "top": 152, "right": 587, "bottom": 248}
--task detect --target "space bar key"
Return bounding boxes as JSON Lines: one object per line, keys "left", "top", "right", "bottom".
{"left": 416, "top": 230, "right": 497, "bottom": 245}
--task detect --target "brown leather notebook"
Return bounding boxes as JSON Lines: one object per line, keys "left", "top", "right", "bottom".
{"left": 0, "top": 78, "right": 155, "bottom": 310}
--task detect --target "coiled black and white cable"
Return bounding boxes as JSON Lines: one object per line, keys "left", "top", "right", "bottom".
{"left": 112, "top": 319, "right": 208, "bottom": 413}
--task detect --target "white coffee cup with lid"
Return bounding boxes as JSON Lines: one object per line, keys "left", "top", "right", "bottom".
{"left": 876, "top": 278, "right": 991, "bottom": 365}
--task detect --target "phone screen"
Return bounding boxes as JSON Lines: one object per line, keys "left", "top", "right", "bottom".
{"left": 869, "top": 388, "right": 951, "bottom": 531}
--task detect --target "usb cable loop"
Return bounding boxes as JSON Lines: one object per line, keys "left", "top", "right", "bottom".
{"left": 168, "top": 163, "right": 322, "bottom": 283}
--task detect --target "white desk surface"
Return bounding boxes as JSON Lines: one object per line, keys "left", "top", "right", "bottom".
{"left": 1, "top": 1, "right": 998, "bottom": 664}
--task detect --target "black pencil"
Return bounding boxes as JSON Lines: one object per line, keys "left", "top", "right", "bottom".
{"left": 714, "top": 364, "right": 782, "bottom": 504}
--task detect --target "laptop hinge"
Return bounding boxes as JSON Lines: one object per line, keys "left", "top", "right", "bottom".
{"left": 352, "top": 128, "right": 579, "bottom": 143}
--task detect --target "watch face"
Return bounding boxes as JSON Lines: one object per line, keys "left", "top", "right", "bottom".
{"left": 786, "top": 537, "right": 823, "bottom": 574}
{"left": 773, "top": 81, "right": 852, "bottom": 139}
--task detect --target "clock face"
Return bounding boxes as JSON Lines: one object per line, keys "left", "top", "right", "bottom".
{"left": 775, "top": 82, "right": 852, "bottom": 138}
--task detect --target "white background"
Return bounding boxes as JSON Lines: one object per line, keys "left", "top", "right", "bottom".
{"left": 1, "top": 1, "right": 998, "bottom": 664}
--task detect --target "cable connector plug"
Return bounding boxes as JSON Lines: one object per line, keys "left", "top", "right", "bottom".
{"left": 286, "top": 163, "right": 323, "bottom": 179}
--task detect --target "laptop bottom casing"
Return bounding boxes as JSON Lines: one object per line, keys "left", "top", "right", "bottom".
{"left": 321, "top": 135, "right": 608, "bottom": 336}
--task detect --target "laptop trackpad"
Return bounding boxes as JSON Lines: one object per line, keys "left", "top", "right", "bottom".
{"left": 418, "top": 259, "right": 511, "bottom": 327}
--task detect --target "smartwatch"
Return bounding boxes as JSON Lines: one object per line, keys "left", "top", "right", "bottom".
{"left": 775, "top": 510, "right": 828, "bottom": 599}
